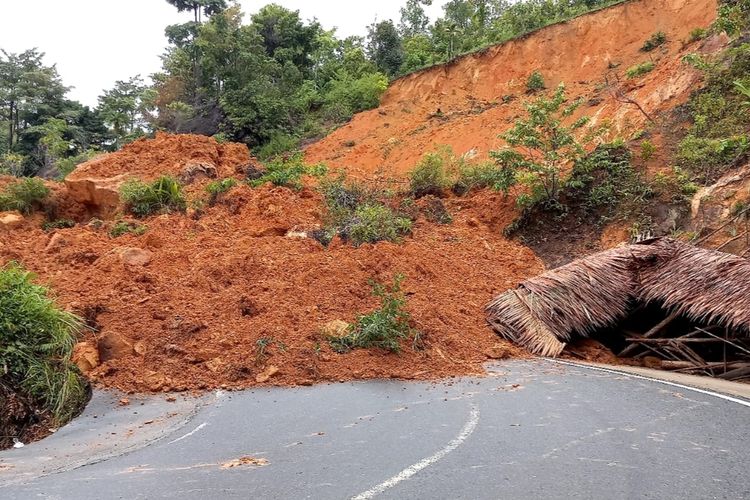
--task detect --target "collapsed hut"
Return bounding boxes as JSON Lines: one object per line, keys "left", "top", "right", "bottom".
{"left": 486, "top": 238, "right": 750, "bottom": 380}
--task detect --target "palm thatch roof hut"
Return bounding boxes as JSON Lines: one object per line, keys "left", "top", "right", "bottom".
{"left": 486, "top": 238, "right": 750, "bottom": 357}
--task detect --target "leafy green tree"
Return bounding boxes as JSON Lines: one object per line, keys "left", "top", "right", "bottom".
{"left": 399, "top": 0, "right": 433, "bottom": 37}
{"left": 491, "top": 84, "right": 590, "bottom": 206}
{"left": 97, "top": 76, "right": 152, "bottom": 147}
{"left": 367, "top": 20, "right": 404, "bottom": 76}
{"left": 165, "top": 0, "right": 227, "bottom": 23}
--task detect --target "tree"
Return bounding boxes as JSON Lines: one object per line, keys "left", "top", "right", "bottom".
{"left": 0, "top": 49, "right": 68, "bottom": 152}
{"left": 165, "top": 0, "right": 227, "bottom": 23}
{"left": 97, "top": 76, "right": 152, "bottom": 148}
{"left": 249, "top": 4, "right": 323, "bottom": 74}
{"left": 399, "top": 0, "right": 433, "bottom": 37}
{"left": 491, "top": 84, "right": 590, "bottom": 207}
{"left": 367, "top": 20, "right": 404, "bottom": 76}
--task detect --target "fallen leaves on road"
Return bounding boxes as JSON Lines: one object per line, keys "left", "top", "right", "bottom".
{"left": 220, "top": 456, "right": 269, "bottom": 469}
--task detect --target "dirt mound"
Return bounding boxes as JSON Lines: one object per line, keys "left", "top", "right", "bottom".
{"left": 64, "top": 133, "right": 254, "bottom": 216}
{"left": 306, "top": 0, "right": 719, "bottom": 177}
{"left": 1, "top": 178, "right": 542, "bottom": 392}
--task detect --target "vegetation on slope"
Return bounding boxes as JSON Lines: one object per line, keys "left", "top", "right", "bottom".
{"left": 0, "top": 263, "right": 88, "bottom": 433}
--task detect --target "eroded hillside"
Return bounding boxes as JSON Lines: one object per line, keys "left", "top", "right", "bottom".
{"left": 307, "top": 0, "right": 719, "bottom": 177}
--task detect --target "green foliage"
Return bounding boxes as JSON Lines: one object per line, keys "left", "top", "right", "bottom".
{"left": 0, "top": 153, "right": 25, "bottom": 177}
{"left": 256, "top": 134, "right": 300, "bottom": 161}
{"left": 641, "top": 31, "right": 667, "bottom": 52}
{"left": 42, "top": 219, "right": 75, "bottom": 232}
{"left": 56, "top": 150, "right": 98, "bottom": 180}
{"left": 329, "top": 275, "right": 416, "bottom": 353}
{"left": 205, "top": 177, "right": 238, "bottom": 205}
{"left": 0, "top": 263, "right": 87, "bottom": 424}
{"left": 714, "top": 0, "right": 750, "bottom": 37}
{"left": 652, "top": 166, "right": 699, "bottom": 203}
{"left": 320, "top": 175, "right": 412, "bottom": 247}
{"left": 491, "top": 84, "right": 589, "bottom": 207}
{"left": 689, "top": 27, "right": 707, "bottom": 42}
{"left": 567, "top": 143, "right": 653, "bottom": 213}
{"left": 676, "top": 135, "right": 748, "bottom": 183}
{"left": 453, "top": 161, "right": 516, "bottom": 195}
{"left": 368, "top": 20, "right": 404, "bottom": 76}
{"left": 625, "top": 61, "right": 655, "bottom": 79}
{"left": 324, "top": 72, "right": 389, "bottom": 117}
{"left": 120, "top": 176, "right": 187, "bottom": 218}
{"left": 526, "top": 70, "right": 545, "bottom": 92}
{"left": 408, "top": 151, "right": 450, "bottom": 197}
{"left": 0, "top": 178, "right": 49, "bottom": 214}
{"left": 641, "top": 139, "right": 656, "bottom": 161}
{"left": 249, "top": 152, "right": 327, "bottom": 190}
{"left": 346, "top": 204, "right": 414, "bottom": 247}
{"left": 109, "top": 220, "right": 148, "bottom": 238}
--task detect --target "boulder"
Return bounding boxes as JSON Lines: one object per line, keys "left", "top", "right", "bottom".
{"left": 64, "top": 172, "right": 129, "bottom": 216}
{"left": 0, "top": 212, "right": 24, "bottom": 231}
{"left": 116, "top": 247, "right": 153, "bottom": 266}
{"left": 321, "top": 320, "right": 350, "bottom": 338}
{"left": 72, "top": 342, "right": 100, "bottom": 373}
{"left": 98, "top": 332, "right": 135, "bottom": 362}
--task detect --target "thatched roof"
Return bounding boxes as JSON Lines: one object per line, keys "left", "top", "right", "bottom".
{"left": 486, "top": 238, "right": 750, "bottom": 357}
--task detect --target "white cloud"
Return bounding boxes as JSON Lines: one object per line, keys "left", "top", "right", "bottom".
{"left": 0, "top": 0, "right": 448, "bottom": 107}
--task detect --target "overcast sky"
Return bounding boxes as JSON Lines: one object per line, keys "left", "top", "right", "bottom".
{"left": 0, "top": 0, "right": 448, "bottom": 107}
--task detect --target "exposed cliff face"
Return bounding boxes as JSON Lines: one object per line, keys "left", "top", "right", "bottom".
{"left": 306, "top": 0, "right": 719, "bottom": 177}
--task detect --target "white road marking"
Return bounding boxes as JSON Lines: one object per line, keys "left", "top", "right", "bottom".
{"left": 351, "top": 404, "right": 480, "bottom": 500}
{"left": 168, "top": 422, "right": 208, "bottom": 444}
{"left": 547, "top": 359, "right": 750, "bottom": 408}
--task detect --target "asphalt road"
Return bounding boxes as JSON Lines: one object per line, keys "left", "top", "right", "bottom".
{"left": 1, "top": 360, "right": 748, "bottom": 499}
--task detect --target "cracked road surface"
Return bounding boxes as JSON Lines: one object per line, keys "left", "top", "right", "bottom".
{"left": 1, "top": 360, "right": 748, "bottom": 499}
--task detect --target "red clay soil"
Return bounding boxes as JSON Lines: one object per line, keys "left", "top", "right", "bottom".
{"left": 306, "top": 0, "right": 719, "bottom": 177}
{"left": 1, "top": 150, "right": 542, "bottom": 392}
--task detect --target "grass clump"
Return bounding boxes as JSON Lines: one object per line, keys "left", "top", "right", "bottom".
{"left": 641, "top": 31, "right": 667, "bottom": 52}
{"left": 329, "top": 275, "right": 416, "bottom": 354}
{"left": 408, "top": 151, "right": 450, "bottom": 198}
{"left": 319, "top": 175, "right": 412, "bottom": 247}
{"left": 0, "top": 262, "right": 87, "bottom": 424}
{"left": 526, "top": 70, "right": 545, "bottom": 92}
{"left": 453, "top": 161, "right": 516, "bottom": 196}
{"left": 109, "top": 220, "right": 147, "bottom": 238}
{"left": 42, "top": 219, "right": 76, "bottom": 232}
{"left": 250, "top": 152, "right": 327, "bottom": 190}
{"left": 625, "top": 61, "right": 655, "bottom": 79}
{"left": 345, "top": 204, "right": 413, "bottom": 247}
{"left": 652, "top": 166, "right": 699, "bottom": 203}
{"left": 689, "top": 27, "right": 707, "bottom": 42}
{"left": 120, "top": 176, "right": 186, "bottom": 218}
{"left": 206, "top": 178, "right": 238, "bottom": 206}
{"left": 676, "top": 135, "right": 748, "bottom": 183}
{"left": 0, "top": 178, "right": 50, "bottom": 214}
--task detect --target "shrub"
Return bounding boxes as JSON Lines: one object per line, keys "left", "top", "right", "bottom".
{"left": 0, "top": 178, "right": 50, "bottom": 214}
{"left": 676, "top": 134, "right": 748, "bottom": 182}
{"left": 42, "top": 219, "right": 76, "bottom": 232}
{"left": 328, "top": 275, "right": 415, "bottom": 353}
{"left": 0, "top": 153, "right": 26, "bottom": 177}
{"left": 689, "top": 27, "right": 707, "bottom": 42}
{"left": 324, "top": 72, "right": 389, "bottom": 117}
{"left": 526, "top": 70, "right": 545, "bottom": 92}
{"left": 626, "top": 61, "right": 655, "bottom": 78}
{"left": 206, "top": 178, "right": 238, "bottom": 206}
{"left": 453, "top": 161, "right": 516, "bottom": 196}
{"left": 653, "top": 166, "right": 699, "bottom": 203}
{"left": 408, "top": 152, "right": 450, "bottom": 197}
{"left": 491, "top": 84, "right": 590, "bottom": 207}
{"left": 256, "top": 133, "right": 300, "bottom": 161}
{"left": 641, "top": 139, "right": 656, "bottom": 161}
{"left": 249, "top": 152, "right": 327, "bottom": 190}
{"left": 120, "top": 176, "right": 186, "bottom": 218}
{"left": 109, "top": 220, "right": 147, "bottom": 238}
{"left": 0, "top": 262, "right": 87, "bottom": 424}
{"left": 641, "top": 31, "right": 667, "bottom": 52}
{"left": 568, "top": 143, "right": 653, "bottom": 212}
{"left": 345, "top": 204, "right": 413, "bottom": 247}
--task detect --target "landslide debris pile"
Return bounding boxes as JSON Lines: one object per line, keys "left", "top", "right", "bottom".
{"left": 0, "top": 133, "right": 542, "bottom": 393}
{"left": 306, "top": 0, "right": 719, "bottom": 176}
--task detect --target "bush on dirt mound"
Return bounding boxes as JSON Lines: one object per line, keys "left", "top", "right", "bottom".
{"left": 0, "top": 262, "right": 88, "bottom": 447}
